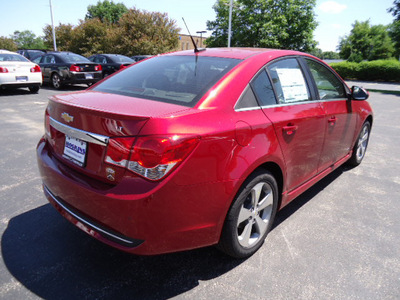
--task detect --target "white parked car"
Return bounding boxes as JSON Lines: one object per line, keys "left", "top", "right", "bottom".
{"left": 0, "top": 50, "right": 42, "bottom": 93}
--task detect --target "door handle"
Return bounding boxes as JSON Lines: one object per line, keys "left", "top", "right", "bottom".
{"left": 328, "top": 116, "right": 337, "bottom": 126}
{"left": 283, "top": 124, "right": 298, "bottom": 135}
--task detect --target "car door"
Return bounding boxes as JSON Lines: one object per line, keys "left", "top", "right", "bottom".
{"left": 40, "top": 55, "right": 56, "bottom": 82}
{"left": 303, "top": 58, "right": 357, "bottom": 171}
{"left": 257, "top": 58, "right": 326, "bottom": 192}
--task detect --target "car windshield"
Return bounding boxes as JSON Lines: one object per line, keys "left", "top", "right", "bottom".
{"left": 59, "top": 53, "right": 91, "bottom": 63}
{"left": 0, "top": 54, "right": 29, "bottom": 62}
{"left": 93, "top": 55, "right": 241, "bottom": 107}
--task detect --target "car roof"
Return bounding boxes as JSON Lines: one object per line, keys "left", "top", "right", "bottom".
{"left": 166, "top": 48, "right": 306, "bottom": 60}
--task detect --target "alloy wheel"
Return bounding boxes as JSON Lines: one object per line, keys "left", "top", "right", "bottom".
{"left": 236, "top": 181, "right": 274, "bottom": 248}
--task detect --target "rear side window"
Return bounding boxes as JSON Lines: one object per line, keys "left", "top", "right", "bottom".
{"left": 93, "top": 56, "right": 241, "bottom": 107}
{"left": 267, "top": 58, "right": 311, "bottom": 104}
{"left": 305, "top": 59, "right": 346, "bottom": 100}
{"left": 250, "top": 70, "right": 276, "bottom": 106}
{"left": 235, "top": 86, "right": 259, "bottom": 110}
{"left": 59, "top": 53, "right": 91, "bottom": 63}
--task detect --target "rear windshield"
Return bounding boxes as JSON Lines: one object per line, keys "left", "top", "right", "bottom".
{"left": 110, "top": 55, "right": 133, "bottom": 63}
{"left": 59, "top": 53, "right": 91, "bottom": 63}
{"left": 0, "top": 54, "right": 29, "bottom": 62}
{"left": 92, "top": 55, "right": 241, "bottom": 107}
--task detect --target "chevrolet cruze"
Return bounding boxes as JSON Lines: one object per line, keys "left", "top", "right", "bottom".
{"left": 37, "top": 48, "right": 373, "bottom": 258}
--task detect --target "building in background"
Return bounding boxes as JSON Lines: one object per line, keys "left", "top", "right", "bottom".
{"left": 178, "top": 34, "right": 206, "bottom": 50}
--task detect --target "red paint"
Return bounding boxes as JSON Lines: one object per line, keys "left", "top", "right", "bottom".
{"left": 36, "top": 48, "right": 373, "bottom": 255}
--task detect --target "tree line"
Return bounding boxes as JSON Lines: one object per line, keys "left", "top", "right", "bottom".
{"left": 0, "top": 1, "right": 179, "bottom": 57}
{"left": 0, "top": 0, "right": 399, "bottom": 61}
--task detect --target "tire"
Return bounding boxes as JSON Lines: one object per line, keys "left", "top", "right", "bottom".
{"left": 347, "top": 121, "right": 371, "bottom": 167}
{"left": 218, "top": 170, "right": 278, "bottom": 258}
{"left": 51, "top": 73, "right": 62, "bottom": 89}
{"left": 29, "top": 85, "right": 40, "bottom": 93}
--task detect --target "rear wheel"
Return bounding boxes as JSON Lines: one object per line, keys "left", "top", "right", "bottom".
{"left": 347, "top": 121, "right": 371, "bottom": 167}
{"left": 51, "top": 73, "right": 62, "bottom": 89}
{"left": 218, "top": 171, "right": 278, "bottom": 258}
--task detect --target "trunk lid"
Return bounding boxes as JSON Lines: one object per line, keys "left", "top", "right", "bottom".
{"left": 45, "top": 91, "right": 191, "bottom": 183}
{"left": 73, "top": 63, "right": 99, "bottom": 72}
{"left": 1, "top": 62, "right": 33, "bottom": 73}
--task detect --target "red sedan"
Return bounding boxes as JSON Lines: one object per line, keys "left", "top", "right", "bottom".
{"left": 37, "top": 48, "right": 373, "bottom": 258}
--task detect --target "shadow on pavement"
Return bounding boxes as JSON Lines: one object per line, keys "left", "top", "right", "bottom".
{"left": 2, "top": 167, "right": 345, "bottom": 299}
{"left": 2, "top": 205, "right": 243, "bottom": 299}
{"left": 0, "top": 85, "right": 87, "bottom": 97}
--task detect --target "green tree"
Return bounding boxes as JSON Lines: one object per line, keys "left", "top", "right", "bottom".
{"left": 11, "top": 30, "right": 46, "bottom": 49}
{"left": 206, "top": 0, "right": 317, "bottom": 51}
{"left": 69, "top": 18, "right": 111, "bottom": 56}
{"left": 389, "top": 21, "right": 400, "bottom": 58}
{"left": 86, "top": 0, "right": 128, "bottom": 24}
{"left": 369, "top": 25, "right": 395, "bottom": 60}
{"left": 42, "top": 8, "right": 178, "bottom": 56}
{"left": 388, "top": 0, "right": 400, "bottom": 21}
{"left": 43, "top": 23, "right": 74, "bottom": 51}
{"left": 388, "top": 1, "right": 400, "bottom": 58}
{"left": 0, "top": 36, "right": 18, "bottom": 51}
{"left": 322, "top": 51, "right": 340, "bottom": 59}
{"left": 114, "top": 8, "right": 179, "bottom": 56}
{"left": 338, "top": 20, "right": 394, "bottom": 61}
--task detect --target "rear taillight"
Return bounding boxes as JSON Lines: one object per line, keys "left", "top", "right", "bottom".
{"left": 30, "top": 65, "right": 41, "bottom": 72}
{"left": 70, "top": 65, "right": 81, "bottom": 72}
{"left": 105, "top": 135, "right": 199, "bottom": 181}
{"left": 119, "top": 64, "right": 127, "bottom": 70}
{"left": 0, "top": 67, "right": 8, "bottom": 73}
{"left": 95, "top": 64, "right": 102, "bottom": 71}
{"left": 105, "top": 137, "right": 135, "bottom": 167}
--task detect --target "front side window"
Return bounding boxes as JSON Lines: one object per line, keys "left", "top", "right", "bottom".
{"left": 305, "top": 59, "right": 346, "bottom": 100}
{"left": 267, "top": 58, "right": 311, "bottom": 104}
{"left": 43, "top": 55, "right": 56, "bottom": 64}
{"left": 93, "top": 55, "right": 241, "bottom": 107}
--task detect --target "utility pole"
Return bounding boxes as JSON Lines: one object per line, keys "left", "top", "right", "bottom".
{"left": 196, "top": 31, "right": 207, "bottom": 48}
{"left": 228, "top": 0, "right": 233, "bottom": 47}
{"left": 49, "top": 0, "right": 57, "bottom": 51}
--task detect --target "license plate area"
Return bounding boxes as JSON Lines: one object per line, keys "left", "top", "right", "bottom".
{"left": 63, "top": 135, "right": 87, "bottom": 167}
{"left": 85, "top": 73, "right": 94, "bottom": 79}
{"left": 16, "top": 76, "right": 28, "bottom": 82}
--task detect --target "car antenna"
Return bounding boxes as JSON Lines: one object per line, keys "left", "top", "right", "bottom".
{"left": 182, "top": 18, "right": 206, "bottom": 53}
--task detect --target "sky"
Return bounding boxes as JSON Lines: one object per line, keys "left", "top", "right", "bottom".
{"left": 0, "top": 0, "right": 396, "bottom": 52}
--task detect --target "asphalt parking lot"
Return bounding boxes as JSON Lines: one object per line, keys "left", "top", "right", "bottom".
{"left": 0, "top": 85, "right": 399, "bottom": 299}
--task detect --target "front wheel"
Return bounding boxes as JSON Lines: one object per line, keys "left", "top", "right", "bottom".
{"left": 218, "top": 171, "right": 278, "bottom": 258}
{"left": 347, "top": 121, "right": 371, "bottom": 167}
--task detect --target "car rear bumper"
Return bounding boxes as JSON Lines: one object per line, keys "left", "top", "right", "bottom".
{"left": 36, "top": 137, "right": 234, "bottom": 255}
{"left": 0, "top": 73, "right": 42, "bottom": 88}
{"left": 67, "top": 71, "right": 102, "bottom": 84}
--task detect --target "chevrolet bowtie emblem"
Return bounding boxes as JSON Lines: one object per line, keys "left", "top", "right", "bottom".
{"left": 61, "top": 112, "right": 74, "bottom": 123}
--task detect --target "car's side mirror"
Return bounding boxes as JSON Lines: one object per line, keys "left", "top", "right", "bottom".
{"left": 351, "top": 86, "right": 369, "bottom": 101}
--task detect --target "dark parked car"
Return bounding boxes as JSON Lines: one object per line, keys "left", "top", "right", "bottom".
{"left": 88, "top": 54, "right": 134, "bottom": 77}
{"left": 17, "top": 49, "right": 46, "bottom": 61}
{"left": 38, "top": 52, "right": 102, "bottom": 89}
{"left": 131, "top": 55, "right": 152, "bottom": 62}
{"left": 37, "top": 48, "right": 373, "bottom": 258}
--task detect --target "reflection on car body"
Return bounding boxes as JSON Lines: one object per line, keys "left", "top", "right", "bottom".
{"left": 0, "top": 50, "right": 42, "bottom": 93}
{"left": 38, "top": 52, "right": 102, "bottom": 89}
{"left": 88, "top": 54, "right": 134, "bottom": 78}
